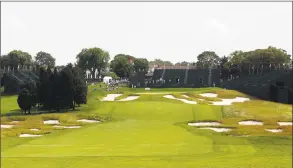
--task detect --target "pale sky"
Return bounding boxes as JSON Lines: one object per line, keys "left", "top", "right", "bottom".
{"left": 1, "top": 2, "right": 292, "bottom": 65}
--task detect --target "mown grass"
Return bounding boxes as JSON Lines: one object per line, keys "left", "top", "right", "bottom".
{"left": 1, "top": 95, "right": 20, "bottom": 114}
{"left": 1, "top": 85, "right": 292, "bottom": 168}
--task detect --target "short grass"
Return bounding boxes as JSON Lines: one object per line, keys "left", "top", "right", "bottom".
{"left": 1, "top": 85, "right": 292, "bottom": 168}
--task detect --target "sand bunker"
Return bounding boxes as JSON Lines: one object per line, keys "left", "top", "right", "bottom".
{"left": 163, "top": 95, "right": 197, "bottom": 104}
{"left": 238, "top": 120, "right": 263, "bottom": 125}
{"left": 118, "top": 96, "right": 140, "bottom": 101}
{"left": 43, "top": 120, "right": 60, "bottom": 125}
{"left": 199, "top": 93, "right": 218, "bottom": 98}
{"left": 19, "top": 134, "right": 42, "bottom": 138}
{"left": 199, "top": 127, "right": 232, "bottom": 132}
{"left": 188, "top": 122, "right": 221, "bottom": 126}
{"left": 53, "top": 125, "right": 81, "bottom": 129}
{"left": 277, "top": 122, "right": 292, "bottom": 126}
{"left": 10, "top": 121, "right": 20, "bottom": 124}
{"left": 101, "top": 94, "right": 122, "bottom": 101}
{"left": 30, "top": 128, "right": 40, "bottom": 131}
{"left": 265, "top": 129, "right": 283, "bottom": 133}
{"left": 145, "top": 88, "right": 151, "bottom": 90}
{"left": 182, "top": 95, "right": 189, "bottom": 98}
{"left": 77, "top": 119, "right": 100, "bottom": 123}
{"left": 212, "top": 97, "right": 250, "bottom": 106}
{"left": 1, "top": 125, "right": 15, "bottom": 129}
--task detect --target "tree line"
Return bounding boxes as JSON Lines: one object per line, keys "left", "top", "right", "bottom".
{"left": 17, "top": 64, "right": 87, "bottom": 114}
{"left": 76, "top": 48, "right": 149, "bottom": 79}
{"left": 0, "top": 50, "right": 56, "bottom": 71}
{"left": 2, "top": 46, "right": 291, "bottom": 82}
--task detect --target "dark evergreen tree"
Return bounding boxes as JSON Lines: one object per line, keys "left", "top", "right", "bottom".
{"left": 51, "top": 68, "right": 60, "bottom": 111}
{"left": 37, "top": 67, "right": 47, "bottom": 107}
{"left": 45, "top": 67, "right": 53, "bottom": 111}
{"left": 22, "top": 80, "right": 37, "bottom": 107}
{"left": 60, "top": 65, "right": 75, "bottom": 110}
{"left": 17, "top": 89, "right": 33, "bottom": 114}
{"left": 73, "top": 67, "right": 87, "bottom": 106}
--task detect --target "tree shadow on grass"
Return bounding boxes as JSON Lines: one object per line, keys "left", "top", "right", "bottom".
{"left": 1, "top": 108, "right": 82, "bottom": 117}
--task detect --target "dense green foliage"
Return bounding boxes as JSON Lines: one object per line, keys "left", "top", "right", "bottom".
{"left": 76, "top": 48, "right": 110, "bottom": 78}
{"left": 0, "top": 50, "right": 32, "bottom": 70}
{"left": 16, "top": 64, "right": 87, "bottom": 113}
{"left": 17, "top": 89, "right": 33, "bottom": 114}
{"left": 149, "top": 59, "right": 173, "bottom": 66}
{"left": 194, "top": 47, "right": 291, "bottom": 79}
{"left": 110, "top": 54, "right": 135, "bottom": 78}
{"left": 0, "top": 50, "right": 55, "bottom": 73}
{"left": 110, "top": 54, "right": 149, "bottom": 78}
{"left": 196, "top": 51, "right": 221, "bottom": 68}
{"left": 35, "top": 51, "right": 56, "bottom": 68}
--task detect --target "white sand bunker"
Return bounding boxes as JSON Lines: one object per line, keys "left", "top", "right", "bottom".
{"left": 188, "top": 122, "right": 221, "bottom": 126}
{"left": 43, "top": 120, "right": 60, "bottom": 125}
{"left": 19, "top": 134, "right": 42, "bottom": 138}
{"left": 30, "top": 128, "right": 40, "bottom": 131}
{"left": 265, "top": 129, "right": 283, "bottom": 133}
{"left": 1, "top": 125, "right": 15, "bottom": 129}
{"left": 277, "top": 122, "right": 292, "bottom": 126}
{"left": 212, "top": 97, "right": 250, "bottom": 106}
{"left": 199, "top": 127, "right": 232, "bottom": 132}
{"left": 163, "top": 95, "right": 197, "bottom": 104}
{"left": 238, "top": 120, "right": 263, "bottom": 125}
{"left": 199, "top": 93, "right": 218, "bottom": 98}
{"left": 182, "top": 95, "right": 189, "bottom": 98}
{"left": 77, "top": 119, "right": 100, "bottom": 123}
{"left": 53, "top": 125, "right": 81, "bottom": 129}
{"left": 10, "top": 121, "right": 20, "bottom": 124}
{"left": 101, "top": 94, "right": 122, "bottom": 101}
{"left": 118, "top": 96, "right": 140, "bottom": 101}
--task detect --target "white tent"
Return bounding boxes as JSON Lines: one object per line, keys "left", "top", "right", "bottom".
{"left": 103, "top": 76, "right": 112, "bottom": 84}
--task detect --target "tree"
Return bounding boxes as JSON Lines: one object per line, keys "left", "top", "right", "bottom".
{"left": 50, "top": 68, "right": 61, "bottom": 111}
{"left": 17, "top": 89, "right": 33, "bottom": 114}
{"left": 110, "top": 54, "right": 134, "bottom": 78}
{"left": 7, "top": 50, "right": 32, "bottom": 70}
{"left": 22, "top": 80, "right": 37, "bottom": 107}
{"left": 0, "top": 55, "right": 9, "bottom": 70}
{"left": 36, "top": 67, "right": 53, "bottom": 109}
{"left": 149, "top": 59, "right": 173, "bottom": 66}
{"left": 175, "top": 61, "right": 191, "bottom": 66}
{"left": 196, "top": 51, "right": 220, "bottom": 68}
{"left": 220, "top": 56, "right": 230, "bottom": 80}
{"left": 76, "top": 49, "right": 90, "bottom": 75}
{"left": 35, "top": 51, "right": 56, "bottom": 68}
{"left": 76, "top": 48, "right": 110, "bottom": 79}
{"left": 59, "top": 64, "right": 75, "bottom": 110}
{"left": 266, "top": 46, "right": 291, "bottom": 69}
{"left": 72, "top": 66, "right": 87, "bottom": 106}
{"left": 133, "top": 58, "right": 149, "bottom": 72}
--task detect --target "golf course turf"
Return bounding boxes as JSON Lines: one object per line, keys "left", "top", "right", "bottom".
{"left": 1, "top": 86, "right": 292, "bottom": 168}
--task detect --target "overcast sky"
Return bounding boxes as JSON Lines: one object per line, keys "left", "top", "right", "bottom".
{"left": 1, "top": 2, "right": 292, "bottom": 65}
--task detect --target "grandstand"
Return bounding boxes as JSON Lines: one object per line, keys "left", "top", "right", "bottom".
{"left": 222, "top": 69, "right": 292, "bottom": 104}
{"left": 129, "top": 65, "right": 221, "bottom": 88}
{"left": 1, "top": 68, "right": 39, "bottom": 94}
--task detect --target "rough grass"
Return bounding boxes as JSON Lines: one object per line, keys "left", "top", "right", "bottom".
{"left": 1, "top": 85, "right": 292, "bottom": 168}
